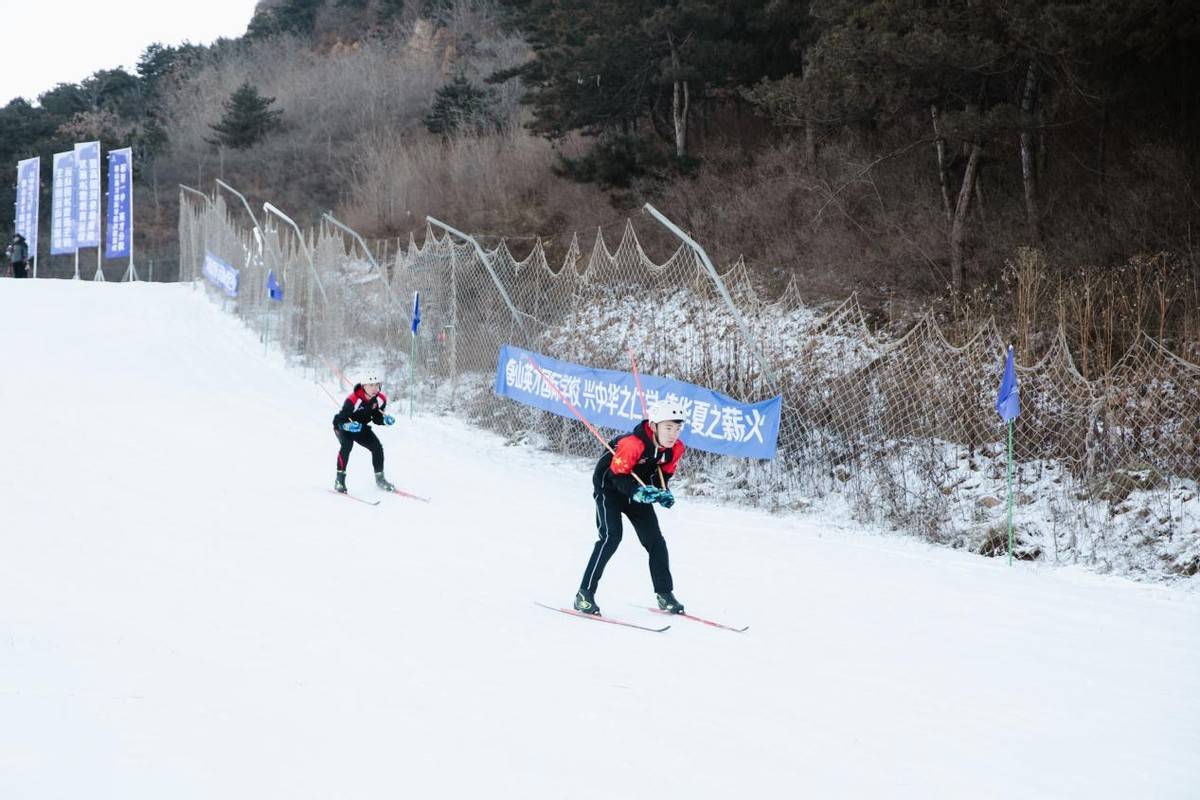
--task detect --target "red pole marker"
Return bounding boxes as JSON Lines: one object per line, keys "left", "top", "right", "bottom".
{"left": 524, "top": 354, "right": 646, "bottom": 487}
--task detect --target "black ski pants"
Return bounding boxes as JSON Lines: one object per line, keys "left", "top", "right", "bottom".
{"left": 11, "top": 261, "right": 27, "bottom": 278}
{"left": 334, "top": 426, "right": 384, "bottom": 473}
{"left": 579, "top": 489, "right": 673, "bottom": 595}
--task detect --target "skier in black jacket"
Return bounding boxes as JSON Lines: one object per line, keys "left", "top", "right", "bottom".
{"left": 332, "top": 369, "right": 397, "bottom": 493}
{"left": 574, "top": 400, "right": 688, "bottom": 617}
{"left": 6, "top": 234, "right": 29, "bottom": 279}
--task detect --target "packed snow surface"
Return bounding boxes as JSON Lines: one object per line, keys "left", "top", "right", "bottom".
{"left": 1, "top": 281, "right": 1197, "bottom": 799}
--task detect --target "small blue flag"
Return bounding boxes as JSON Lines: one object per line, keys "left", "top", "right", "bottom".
{"left": 267, "top": 269, "right": 283, "bottom": 302}
{"left": 995, "top": 345, "right": 1020, "bottom": 423}
{"left": 411, "top": 291, "right": 421, "bottom": 334}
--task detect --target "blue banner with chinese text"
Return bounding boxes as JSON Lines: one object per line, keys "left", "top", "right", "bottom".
{"left": 74, "top": 141, "right": 102, "bottom": 248}
{"left": 50, "top": 151, "right": 76, "bottom": 255}
{"left": 203, "top": 251, "right": 239, "bottom": 297}
{"left": 105, "top": 148, "right": 132, "bottom": 259}
{"left": 494, "top": 345, "right": 781, "bottom": 459}
{"left": 14, "top": 157, "right": 39, "bottom": 255}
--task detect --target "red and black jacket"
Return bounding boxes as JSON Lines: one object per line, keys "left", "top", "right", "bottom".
{"left": 332, "top": 385, "right": 389, "bottom": 430}
{"left": 593, "top": 421, "right": 685, "bottom": 498}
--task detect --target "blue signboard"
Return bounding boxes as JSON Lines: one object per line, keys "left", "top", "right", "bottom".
{"left": 74, "top": 141, "right": 102, "bottom": 248}
{"left": 203, "top": 251, "right": 239, "bottom": 297}
{"left": 14, "top": 157, "right": 39, "bottom": 255}
{"left": 105, "top": 147, "right": 132, "bottom": 259}
{"left": 495, "top": 344, "right": 782, "bottom": 459}
{"left": 51, "top": 151, "right": 77, "bottom": 255}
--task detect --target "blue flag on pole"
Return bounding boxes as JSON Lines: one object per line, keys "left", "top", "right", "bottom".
{"left": 411, "top": 291, "right": 421, "bottom": 334}
{"left": 50, "top": 151, "right": 77, "bottom": 255}
{"left": 267, "top": 269, "right": 283, "bottom": 301}
{"left": 995, "top": 345, "right": 1020, "bottom": 422}
{"left": 105, "top": 148, "right": 133, "bottom": 259}
{"left": 15, "top": 157, "right": 40, "bottom": 256}
{"left": 73, "top": 141, "right": 102, "bottom": 248}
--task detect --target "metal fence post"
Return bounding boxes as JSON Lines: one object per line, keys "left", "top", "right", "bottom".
{"left": 179, "top": 184, "right": 213, "bottom": 286}
{"left": 644, "top": 203, "right": 781, "bottom": 392}
{"left": 426, "top": 216, "right": 536, "bottom": 338}
{"left": 322, "top": 212, "right": 398, "bottom": 306}
{"left": 264, "top": 203, "right": 328, "bottom": 372}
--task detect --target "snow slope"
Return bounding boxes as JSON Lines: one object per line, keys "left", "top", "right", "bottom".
{"left": 1, "top": 280, "right": 1197, "bottom": 799}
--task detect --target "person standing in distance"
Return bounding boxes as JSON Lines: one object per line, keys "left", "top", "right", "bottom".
{"left": 332, "top": 369, "right": 397, "bottom": 493}
{"left": 6, "top": 234, "right": 29, "bottom": 278}
{"left": 574, "top": 400, "right": 688, "bottom": 616}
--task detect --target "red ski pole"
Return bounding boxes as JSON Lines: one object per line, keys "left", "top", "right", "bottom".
{"left": 318, "top": 383, "right": 340, "bottom": 406}
{"left": 523, "top": 354, "right": 647, "bottom": 487}
{"left": 626, "top": 346, "right": 650, "bottom": 420}
{"left": 627, "top": 347, "right": 668, "bottom": 489}
{"left": 319, "top": 354, "right": 350, "bottom": 390}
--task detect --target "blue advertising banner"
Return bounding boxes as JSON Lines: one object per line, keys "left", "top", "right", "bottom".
{"left": 203, "top": 251, "right": 239, "bottom": 297}
{"left": 74, "top": 141, "right": 102, "bottom": 248}
{"left": 105, "top": 147, "right": 132, "bottom": 259}
{"left": 495, "top": 345, "right": 782, "bottom": 459}
{"left": 50, "top": 151, "right": 77, "bottom": 255}
{"left": 14, "top": 157, "right": 39, "bottom": 255}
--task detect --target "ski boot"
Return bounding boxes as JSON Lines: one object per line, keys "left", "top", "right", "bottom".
{"left": 375, "top": 471, "right": 396, "bottom": 492}
{"left": 334, "top": 470, "right": 347, "bottom": 494}
{"left": 573, "top": 589, "right": 601, "bottom": 616}
{"left": 656, "top": 591, "right": 685, "bottom": 614}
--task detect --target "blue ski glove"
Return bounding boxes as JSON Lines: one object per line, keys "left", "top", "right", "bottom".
{"left": 341, "top": 421, "right": 362, "bottom": 433}
{"left": 656, "top": 490, "right": 675, "bottom": 509}
{"left": 632, "top": 485, "right": 662, "bottom": 504}
{"left": 381, "top": 415, "right": 396, "bottom": 426}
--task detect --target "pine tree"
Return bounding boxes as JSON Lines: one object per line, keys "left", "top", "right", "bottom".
{"left": 493, "top": 0, "right": 806, "bottom": 182}
{"left": 425, "top": 76, "right": 499, "bottom": 136}
{"left": 208, "top": 82, "right": 284, "bottom": 150}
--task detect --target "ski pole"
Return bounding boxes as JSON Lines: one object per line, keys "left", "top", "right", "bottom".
{"left": 318, "top": 354, "right": 350, "bottom": 390}
{"left": 524, "top": 355, "right": 647, "bottom": 487}
{"left": 318, "top": 383, "right": 340, "bottom": 406}
{"left": 626, "top": 348, "right": 665, "bottom": 489}
{"left": 626, "top": 346, "right": 650, "bottom": 420}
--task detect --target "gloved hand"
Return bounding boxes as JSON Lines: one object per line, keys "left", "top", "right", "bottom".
{"left": 381, "top": 415, "right": 396, "bottom": 426}
{"left": 341, "top": 421, "right": 362, "bottom": 433}
{"left": 656, "top": 490, "right": 675, "bottom": 509}
{"left": 632, "top": 485, "right": 663, "bottom": 504}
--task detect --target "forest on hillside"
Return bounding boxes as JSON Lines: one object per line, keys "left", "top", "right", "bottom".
{"left": 2, "top": 0, "right": 1197, "bottom": 362}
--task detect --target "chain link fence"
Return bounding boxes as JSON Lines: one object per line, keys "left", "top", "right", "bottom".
{"left": 180, "top": 191, "right": 1200, "bottom": 581}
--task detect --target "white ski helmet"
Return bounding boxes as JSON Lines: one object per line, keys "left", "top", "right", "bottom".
{"left": 358, "top": 368, "right": 384, "bottom": 386}
{"left": 648, "top": 400, "right": 687, "bottom": 425}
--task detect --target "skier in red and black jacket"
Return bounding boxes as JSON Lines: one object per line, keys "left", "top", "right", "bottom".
{"left": 574, "top": 400, "right": 688, "bottom": 617}
{"left": 332, "top": 368, "right": 397, "bottom": 493}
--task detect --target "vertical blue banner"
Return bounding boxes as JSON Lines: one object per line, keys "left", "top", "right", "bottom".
{"left": 105, "top": 147, "right": 132, "bottom": 260}
{"left": 50, "top": 151, "right": 77, "bottom": 255}
{"left": 14, "top": 157, "right": 39, "bottom": 256}
{"left": 74, "top": 141, "right": 102, "bottom": 248}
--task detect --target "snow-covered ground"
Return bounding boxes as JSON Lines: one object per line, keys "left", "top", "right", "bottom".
{"left": 2, "top": 280, "right": 1197, "bottom": 799}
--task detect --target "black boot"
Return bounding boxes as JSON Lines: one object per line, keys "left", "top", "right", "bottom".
{"left": 573, "top": 589, "right": 601, "bottom": 616}
{"left": 656, "top": 591, "right": 685, "bottom": 614}
{"left": 375, "top": 471, "right": 395, "bottom": 491}
{"left": 334, "top": 470, "right": 347, "bottom": 493}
